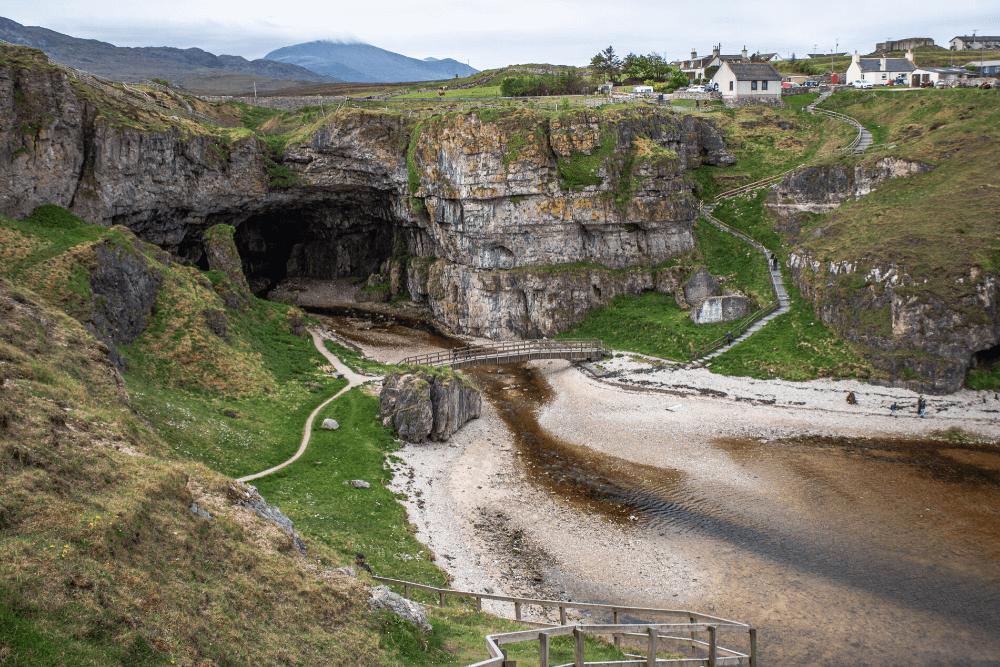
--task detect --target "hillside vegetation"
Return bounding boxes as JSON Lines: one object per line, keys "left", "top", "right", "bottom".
{"left": 0, "top": 207, "right": 634, "bottom": 666}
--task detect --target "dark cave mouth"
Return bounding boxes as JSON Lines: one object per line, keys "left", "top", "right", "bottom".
{"left": 971, "top": 343, "right": 1000, "bottom": 370}
{"left": 207, "top": 201, "right": 400, "bottom": 297}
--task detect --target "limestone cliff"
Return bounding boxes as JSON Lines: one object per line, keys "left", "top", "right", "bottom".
{"left": 0, "top": 45, "right": 733, "bottom": 344}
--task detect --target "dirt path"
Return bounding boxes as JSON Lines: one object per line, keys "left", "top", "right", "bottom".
{"left": 237, "top": 328, "right": 366, "bottom": 483}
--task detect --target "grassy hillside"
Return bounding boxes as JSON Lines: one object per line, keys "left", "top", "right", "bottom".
{"left": 0, "top": 208, "right": 631, "bottom": 666}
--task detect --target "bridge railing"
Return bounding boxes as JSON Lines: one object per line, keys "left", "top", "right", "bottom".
{"left": 372, "top": 575, "right": 756, "bottom": 667}
{"left": 399, "top": 338, "right": 609, "bottom": 368}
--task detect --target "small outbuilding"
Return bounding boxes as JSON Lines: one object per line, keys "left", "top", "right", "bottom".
{"left": 633, "top": 85, "right": 654, "bottom": 93}
{"left": 910, "top": 66, "right": 977, "bottom": 86}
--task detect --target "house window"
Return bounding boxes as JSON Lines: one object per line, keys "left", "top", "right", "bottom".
{"left": 729, "top": 81, "right": 734, "bottom": 91}
{"left": 762, "top": 80, "right": 768, "bottom": 90}
{"left": 751, "top": 80, "right": 758, "bottom": 90}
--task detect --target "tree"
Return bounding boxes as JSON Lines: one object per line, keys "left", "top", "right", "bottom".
{"left": 591, "top": 46, "right": 621, "bottom": 83}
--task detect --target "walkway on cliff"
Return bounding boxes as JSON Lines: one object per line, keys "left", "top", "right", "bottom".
{"left": 806, "top": 90, "right": 872, "bottom": 153}
{"left": 686, "top": 204, "right": 791, "bottom": 364}
{"left": 238, "top": 329, "right": 366, "bottom": 483}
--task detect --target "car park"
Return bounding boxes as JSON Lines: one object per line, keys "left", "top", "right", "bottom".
{"left": 852, "top": 80, "right": 873, "bottom": 89}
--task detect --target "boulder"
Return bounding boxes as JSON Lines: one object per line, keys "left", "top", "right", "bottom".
{"left": 690, "top": 294, "right": 752, "bottom": 324}
{"left": 344, "top": 479, "right": 371, "bottom": 489}
{"left": 228, "top": 482, "right": 306, "bottom": 554}
{"left": 680, "top": 267, "right": 719, "bottom": 309}
{"left": 380, "top": 370, "right": 481, "bottom": 442}
{"left": 321, "top": 418, "right": 340, "bottom": 430}
{"left": 368, "top": 585, "right": 433, "bottom": 634}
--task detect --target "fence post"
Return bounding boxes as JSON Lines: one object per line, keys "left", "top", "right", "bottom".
{"left": 707, "top": 626, "right": 717, "bottom": 667}
{"left": 403, "top": 584, "right": 409, "bottom": 599}
{"left": 647, "top": 627, "right": 658, "bottom": 667}
{"left": 476, "top": 596, "right": 482, "bottom": 611}
{"left": 439, "top": 591, "right": 445, "bottom": 607}
{"left": 749, "top": 628, "right": 757, "bottom": 667}
{"left": 689, "top": 616, "right": 698, "bottom": 659}
{"left": 538, "top": 632, "right": 549, "bottom": 667}
{"left": 515, "top": 601, "right": 522, "bottom": 621}
{"left": 559, "top": 606, "right": 567, "bottom": 625}
{"left": 613, "top": 610, "right": 620, "bottom": 648}
{"left": 574, "top": 627, "right": 585, "bottom": 667}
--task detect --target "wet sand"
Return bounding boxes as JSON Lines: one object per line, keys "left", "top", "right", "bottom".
{"left": 323, "top": 315, "right": 1000, "bottom": 665}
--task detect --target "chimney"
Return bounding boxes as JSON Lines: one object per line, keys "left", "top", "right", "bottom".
{"left": 691, "top": 48, "right": 697, "bottom": 59}
{"left": 742, "top": 45, "right": 748, "bottom": 59}
{"left": 905, "top": 49, "right": 914, "bottom": 63}
{"left": 880, "top": 57, "right": 887, "bottom": 70}
{"left": 712, "top": 44, "right": 720, "bottom": 58}
{"left": 852, "top": 51, "right": 860, "bottom": 64}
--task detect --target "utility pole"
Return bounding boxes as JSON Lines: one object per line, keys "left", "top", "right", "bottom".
{"left": 253, "top": 81, "right": 257, "bottom": 100}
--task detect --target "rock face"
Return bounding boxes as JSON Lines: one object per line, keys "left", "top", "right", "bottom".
{"left": 86, "top": 229, "right": 167, "bottom": 370}
{"left": 690, "top": 294, "right": 751, "bottom": 324}
{"left": 203, "top": 225, "right": 252, "bottom": 311}
{"left": 0, "top": 48, "right": 737, "bottom": 342}
{"left": 228, "top": 482, "right": 307, "bottom": 555}
{"left": 379, "top": 370, "right": 481, "bottom": 442}
{"left": 368, "top": 585, "right": 432, "bottom": 634}
{"left": 677, "top": 267, "right": 719, "bottom": 310}
{"left": 790, "top": 255, "right": 1000, "bottom": 393}
{"left": 767, "top": 158, "right": 933, "bottom": 216}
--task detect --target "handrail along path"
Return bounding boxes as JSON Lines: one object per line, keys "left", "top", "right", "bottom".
{"left": 400, "top": 338, "right": 610, "bottom": 370}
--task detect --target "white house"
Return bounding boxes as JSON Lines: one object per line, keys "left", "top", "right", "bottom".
{"left": 711, "top": 61, "right": 783, "bottom": 100}
{"left": 910, "top": 67, "right": 977, "bottom": 86}
{"left": 950, "top": 35, "right": 1000, "bottom": 51}
{"left": 633, "top": 85, "right": 654, "bottom": 93}
{"left": 673, "top": 45, "right": 750, "bottom": 81}
{"left": 845, "top": 50, "right": 916, "bottom": 85}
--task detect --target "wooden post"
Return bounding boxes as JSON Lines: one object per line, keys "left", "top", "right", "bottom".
{"left": 514, "top": 601, "right": 522, "bottom": 621}
{"left": 749, "top": 628, "right": 757, "bottom": 667}
{"left": 538, "top": 632, "right": 549, "bottom": 667}
{"left": 438, "top": 591, "right": 445, "bottom": 607}
{"left": 647, "top": 627, "right": 658, "bottom": 667}
{"left": 476, "top": 596, "right": 482, "bottom": 611}
{"left": 403, "top": 584, "right": 409, "bottom": 599}
{"left": 501, "top": 648, "right": 508, "bottom": 666}
{"left": 707, "top": 626, "right": 717, "bottom": 667}
{"left": 613, "top": 611, "right": 620, "bottom": 648}
{"left": 559, "top": 606, "right": 567, "bottom": 625}
{"left": 573, "top": 627, "right": 585, "bottom": 667}
{"left": 689, "top": 615, "right": 698, "bottom": 659}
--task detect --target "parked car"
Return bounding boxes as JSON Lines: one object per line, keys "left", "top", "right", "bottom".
{"left": 852, "top": 80, "right": 873, "bottom": 89}
{"left": 687, "top": 85, "right": 707, "bottom": 93}
{"left": 804, "top": 80, "right": 819, "bottom": 87}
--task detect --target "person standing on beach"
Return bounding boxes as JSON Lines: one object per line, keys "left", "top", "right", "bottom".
{"left": 918, "top": 395, "right": 927, "bottom": 417}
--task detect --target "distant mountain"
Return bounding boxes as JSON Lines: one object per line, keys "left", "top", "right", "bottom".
{"left": 0, "top": 16, "right": 343, "bottom": 87}
{"left": 263, "top": 41, "right": 478, "bottom": 83}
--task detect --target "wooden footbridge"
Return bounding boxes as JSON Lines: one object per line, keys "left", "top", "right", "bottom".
{"left": 399, "top": 338, "right": 610, "bottom": 370}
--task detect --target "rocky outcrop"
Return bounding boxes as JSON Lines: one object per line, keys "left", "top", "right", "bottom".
{"left": 1, "top": 47, "right": 734, "bottom": 342}
{"left": 676, "top": 266, "right": 719, "bottom": 310}
{"left": 406, "top": 259, "right": 683, "bottom": 339}
{"left": 368, "top": 585, "right": 432, "bottom": 634}
{"left": 789, "top": 254, "right": 1000, "bottom": 393}
{"left": 379, "top": 370, "right": 481, "bottom": 442}
{"left": 767, "top": 157, "right": 933, "bottom": 215}
{"left": 86, "top": 227, "right": 167, "bottom": 370}
{"left": 203, "top": 224, "right": 252, "bottom": 311}
{"left": 228, "top": 482, "right": 306, "bottom": 555}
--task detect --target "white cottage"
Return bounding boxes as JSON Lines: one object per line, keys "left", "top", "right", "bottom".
{"left": 845, "top": 50, "right": 916, "bottom": 85}
{"left": 711, "top": 61, "right": 783, "bottom": 100}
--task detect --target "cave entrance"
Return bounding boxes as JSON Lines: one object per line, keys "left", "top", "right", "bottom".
{"left": 223, "top": 197, "right": 398, "bottom": 297}
{"left": 971, "top": 343, "right": 1000, "bottom": 370}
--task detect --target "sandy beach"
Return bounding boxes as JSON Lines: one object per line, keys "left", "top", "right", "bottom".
{"left": 326, "top": 310, "right": 1000, "bottom": 666}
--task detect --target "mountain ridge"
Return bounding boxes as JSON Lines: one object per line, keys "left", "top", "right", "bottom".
{"left": 264, "top": 40, "right": 478, "bottom": 83}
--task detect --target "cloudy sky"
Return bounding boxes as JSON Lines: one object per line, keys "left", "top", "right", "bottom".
{"left": 5, "top": 0, "right": 998, "bottom": 68}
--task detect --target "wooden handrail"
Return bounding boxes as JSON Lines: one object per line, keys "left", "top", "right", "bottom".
{"left": 399, "top": 338, "right": 609, "bottom": 369}
{"left": 372, "top": 575, "right": 756, "bottom": 667}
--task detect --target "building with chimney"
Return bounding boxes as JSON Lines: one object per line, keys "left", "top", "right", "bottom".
{"left": 672, "top": 45, "right": 750, "bottom": 81}
{"left": 845, "top": 50, "right": 916, "bottom": 84}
